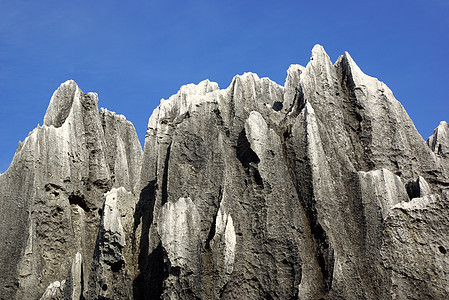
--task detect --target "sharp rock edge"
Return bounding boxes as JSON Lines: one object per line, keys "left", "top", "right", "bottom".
{"left": 0, "top": 45, "right": 448, "bottom": 300}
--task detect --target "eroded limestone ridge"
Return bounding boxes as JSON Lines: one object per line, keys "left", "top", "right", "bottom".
{"left": 1, "top": 45, "right": 448, "bottom": 299}
{"left": 0, "top": 81, "right": 142, "bottom": 300}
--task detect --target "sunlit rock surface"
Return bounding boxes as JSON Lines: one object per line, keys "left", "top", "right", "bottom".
{"left": 1, "top": 46, "right": 449, "bottom": 299}
{"left": 428, "top": 121, "right": 449, "bottom": 157}
{"left": 0, "top": 81, "right": 142, "bottom": 299}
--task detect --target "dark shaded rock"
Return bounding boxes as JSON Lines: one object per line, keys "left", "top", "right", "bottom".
{"left": 406, "top": 176, "right": 432, "bottom": 199}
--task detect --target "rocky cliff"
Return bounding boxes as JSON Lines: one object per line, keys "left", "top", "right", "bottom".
{"left": 1, "top": 45, "right": 448, "bottom": 299}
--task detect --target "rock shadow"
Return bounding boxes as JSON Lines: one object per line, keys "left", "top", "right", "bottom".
{"left": 133, "top": 180, "right": 168, "bottom": 299}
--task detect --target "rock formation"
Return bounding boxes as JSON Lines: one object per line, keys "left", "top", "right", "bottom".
{"left": 1, "top": 45, "right": 448, "bottom": 299}
{"left": 427, "top": 121, "right": 449, "bottom": 157}
{"left": 0, "top": 81, "right": 142, "bottom": 299}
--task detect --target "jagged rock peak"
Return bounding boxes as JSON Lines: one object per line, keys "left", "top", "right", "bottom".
{"left": 43, "top": 80, "right": 97, "bottom": 128}
{"left": 135, "top": 44, "right": 449, "bottom": 299}
{"left": 177, "top": 79, "right": 219, "bottom": 96}
{"left": 100, "top": 107, "right": 128, "bottom": 123}
{"left": 151, "top": 45, "right": 372, "bottom": 126}
{"left": 43, "top": 79, "right": 78, "bottom": 127}
{"left": 427, "top": 120, "right": 449, "bottom": 156}
{"left": 310, "top": 44, "right": 332, "bottom": 63}
{"left": 2, "top": 45, "right": 449, "bottom": 300}
{"left": 0, "top": 80, "right": 143, "bottom": 300}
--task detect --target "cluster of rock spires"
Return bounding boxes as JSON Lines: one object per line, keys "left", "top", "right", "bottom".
{"left": 0, "top": 45, "right": 448, "bottom": 299}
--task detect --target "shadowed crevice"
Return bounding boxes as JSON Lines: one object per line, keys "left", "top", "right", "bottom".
{"left": 236, "top": 129, "right": 263, "bottom": 188}
{"left": 205, "top": 186, "right": 223, "bottom": 250}
{"left": 133, "top": 180, "right": 159, "bottom": 300}
{"left": 161, "top": 144, "right": 172, "bottom": 205}
{"left": 236, "top": 130, "right": 260, "bottom": 168}
{"left": 69, "top": 193, "right": 89, "bottom": 212}
{"left": 280, "top": 125, "right": 334, "bottom": 294}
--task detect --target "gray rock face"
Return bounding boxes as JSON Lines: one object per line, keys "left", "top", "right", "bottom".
{"left": 86, "top": 187, "right": 135, "bottom": 299}
{"left": 428, "top": 121, "right": 449, "bottom": 156}
{"left": 382, "top": 191, "right": 449, "bottom": 299}
{"left": 1, "top": 46, "right": 449, "bottom": 299}
{"left": 0, "top": 80, "right": 142, "bottom": 299}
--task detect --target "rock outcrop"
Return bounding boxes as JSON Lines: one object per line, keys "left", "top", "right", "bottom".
{"left": 0, "top": 81, "right": 142, "bottom": 300}
{"left": 1, "top": 45, "right": 448, "bottom": 299}
{"left": 427, "top": 121, "right": 449, "bottom": 157}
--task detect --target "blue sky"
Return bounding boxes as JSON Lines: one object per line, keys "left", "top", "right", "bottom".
{"left": 1, "top": 0, "right": 448, "bottom": 172}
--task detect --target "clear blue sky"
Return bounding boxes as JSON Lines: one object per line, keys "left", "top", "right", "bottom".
{"left": 1, "top": 0, "right": 448, "bottom": 172}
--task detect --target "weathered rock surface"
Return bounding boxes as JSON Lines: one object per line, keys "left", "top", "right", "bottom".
{"left": 86, "top": 187, "right": 136, "bottom": 299}
{"left": 1, "top": 46, "right": 449, "bottom": 299}
{"left": 0, "top": 80, "right": 142, "bottom": 299}
{"left": 428, "top": 121, "right": 449, "bottom": 157}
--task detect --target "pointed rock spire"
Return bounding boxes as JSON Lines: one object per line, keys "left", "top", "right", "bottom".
{"left": 43, "top": 80, "right": 81, "bottom": 127}
{"left": 427, "top": 121, "right": 449, "bottom": 156}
